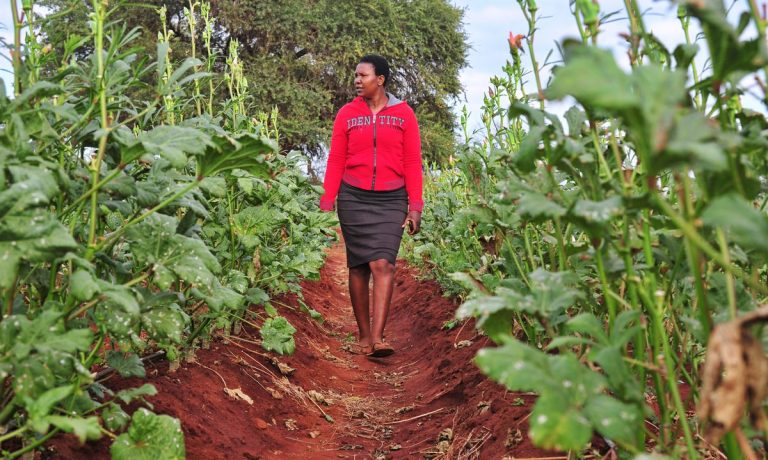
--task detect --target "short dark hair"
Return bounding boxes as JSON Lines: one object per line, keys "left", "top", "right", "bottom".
{"left": 359, "top": 54, "right": 390, "bottom": 87}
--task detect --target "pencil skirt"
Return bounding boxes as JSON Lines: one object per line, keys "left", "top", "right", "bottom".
{"left": 337, "top": 181, "right": 408, "bottom": 268}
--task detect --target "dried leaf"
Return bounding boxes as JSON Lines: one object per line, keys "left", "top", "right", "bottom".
{"left": 698, "top": 306, "right": 768, "bottom": 445}
{"left": 455, "top": 340, "right": 473, "bottom": 349}
{"left": 307, "top": 390, "right": 330, "bottom": 405}
{"left": 167, "top": 360, "right": 181, "bottom": 373}
{"left": 505, "top": 428, "right": 524, "bottom": 448}
{"left": 267, "top": 387, "right": 283, "bottom": 399}
{"left": 285, "top": 419, "right": 298, "bottom": 431}
{"left": 224, "top": 387, "right": 253, "bottom": 405}
{"left": 271, "top": 357, "right": 295, "bottom": 376}
{"left": 477, "top": 400, "right": 491, "bottom": 414}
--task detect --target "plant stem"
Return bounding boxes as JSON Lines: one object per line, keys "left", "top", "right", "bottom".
{"left": 87, "top": 0, "right": 111, "bottom": 249}
{"left": 124, "top": 272, "right": 150, "bottom": 288}
{"left": 747, "top": 0, "right": 768, "bottom": 99}
{"left": 0, "top": 395, "right": 19, "bottom": 426}
{"left": 7, "top": 428, "right": 59, "bottom": 459}
{"left": 523, "top": 224, "right": 537, "bottom": 270}
{"left": 554, "top": 218, "right": 567, "bottom": 271}
{"left": 518, "top": 1, "right": 545, "bottom": 109}
{"left": 654, "top": 197, "right": 767, "bottom": 295}
{"left": 679, "top": 7, "right": 703, "bottom": 109}
{"left": 0, "top": 425, "right": 26, "bottom": 444}
{"left": 227, "top": 184, "right": 238, "bottom": 270}
{"left": 679, "top": 173, "right": 712, "bottom": 339}
{"left": 63, "top": 166, "right": 124, "bottom": 216}
{"left": 594, "top": 242, "right": 617, "bottom": 325}
{"left": 649, "top": 291, "right": 698, "bottom": 459}
{"left": 623, "top": 0, "right": 642, "bottom": 65}
{"left": 717, "top": 229, "right": 738, "bottom": 319}
{"left": 10, "top": 0, "right": 22, "bottom": 96}
{"left": 187, "top": 0, "right": 202, "bottom": 116}
{"left": 84, "top": 332, "right": 105, "bottom": 368}
{"left": 503, "top": 237, "right": 530, "bottom": 287}
{"left": 67, "top": 296, "right": 102, "bottom": 320}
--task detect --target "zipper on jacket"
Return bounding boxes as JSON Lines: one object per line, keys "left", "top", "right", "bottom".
{"left": 371, "top": 114, "right": 377, "bottom": 190}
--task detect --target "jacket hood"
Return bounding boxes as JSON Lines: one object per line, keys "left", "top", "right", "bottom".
{"left": 386, "top": 92, "right": 403, "bottom": 107}
{"left": 351, "top": 93, "right": 405, "bottom": 109}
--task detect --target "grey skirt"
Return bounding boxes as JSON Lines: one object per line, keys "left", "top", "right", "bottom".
{"left": 337, "top": 181, "right": 408, "bottom": 267}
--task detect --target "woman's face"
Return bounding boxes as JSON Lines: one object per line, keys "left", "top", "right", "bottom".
{"left": 355, "top": 62, "right": 384, "bottom": 98}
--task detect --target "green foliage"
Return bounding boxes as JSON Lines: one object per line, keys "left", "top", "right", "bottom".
{"left": 477, "top": 340, "right": 642, "bottom": 451}
{"left": 260, "top": 316, "right": 297, "bottom": 355}
{"left": 106, "top": 351, "right": 146, "bottom": 378}
{"left": 110, "top": 409, "right": 185, "bottom": 460}
{"left": 37, "top": 0, "right": 469, "bottom": 164}
{"left": 404, "top": 0, "right": 768, "bottom": 457}
{"left": 0, "top": 0, "right": 335, "bottom": 456}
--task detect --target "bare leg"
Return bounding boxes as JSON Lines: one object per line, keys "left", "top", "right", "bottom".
{"left": 348, "top": 264, "right": 372, "bottom": 346}
{"left": 369, "top": 258, "right": 396, "bottom": 344}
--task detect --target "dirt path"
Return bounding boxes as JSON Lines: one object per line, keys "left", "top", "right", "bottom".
{"left": 49, "top": 242, "right": 556, "bottom": 459}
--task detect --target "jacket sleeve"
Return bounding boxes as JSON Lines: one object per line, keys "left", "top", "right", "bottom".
{"left": 403, "top": 107, "right": 424, "bottom": 212}
{"left": 320, "top": 110, "right": 348, "bottom": 211}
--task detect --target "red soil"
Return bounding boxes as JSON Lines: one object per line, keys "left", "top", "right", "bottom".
{"left": 46, "top": 242, "right": 560, "bottom": 459}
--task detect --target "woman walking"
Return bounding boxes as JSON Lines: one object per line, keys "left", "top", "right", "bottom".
{"left": 320, "top": 54, "right": 424, "bottom": 357}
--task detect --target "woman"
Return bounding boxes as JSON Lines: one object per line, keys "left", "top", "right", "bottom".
{"left": 320, "top": 54, "right": 423, "bottom": 358}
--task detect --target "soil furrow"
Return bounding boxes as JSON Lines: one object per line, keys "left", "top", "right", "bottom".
{"left": 48, "top": 242, "right": 556, "bottom": 459}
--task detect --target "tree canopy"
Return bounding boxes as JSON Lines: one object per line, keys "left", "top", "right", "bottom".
{"left": 39, "top": 0, "right": 469, "bottom": 165}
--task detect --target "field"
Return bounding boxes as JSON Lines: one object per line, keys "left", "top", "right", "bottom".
{"left": 3, "top": 0, "right": 768, "bottom": 458}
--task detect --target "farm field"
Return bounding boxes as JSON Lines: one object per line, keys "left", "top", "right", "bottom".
{"left": 47, "top": 240, "right": 559, "bottom": 459}
{"left": 3, "top": 0, "right": 768, "bottom": 458}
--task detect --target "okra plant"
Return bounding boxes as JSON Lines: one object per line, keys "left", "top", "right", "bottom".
{"left": 0, "top": 0, "right": 334, "bottom": 457}
{"left": 407, "top": 0, "right": 768, "bottom": 457}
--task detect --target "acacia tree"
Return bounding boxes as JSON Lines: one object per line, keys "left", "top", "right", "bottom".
{"left": 38, "top": 0, "right": 468, "bottom": 166}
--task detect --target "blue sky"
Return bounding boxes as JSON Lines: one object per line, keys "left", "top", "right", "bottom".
{"left": 0, "top": 1, "right": 758, "bottom": 128}
{"left": 450, "top": 0, "right": 747, "bottom": 130}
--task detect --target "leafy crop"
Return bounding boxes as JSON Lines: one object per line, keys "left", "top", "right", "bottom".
{"left": 0, "top": 0, "right": 334, "bottom": 457}
{"left": 406, "top": 0, "right": 768, "bottom": 458}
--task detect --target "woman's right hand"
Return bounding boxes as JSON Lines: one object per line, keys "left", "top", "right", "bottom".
{"left": 402, "top": 211, "right": 421, "bottom": 235}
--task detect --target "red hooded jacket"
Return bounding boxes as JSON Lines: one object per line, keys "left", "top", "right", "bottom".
{"left": 320, "top": 94, "right": 424, "bottom": 212}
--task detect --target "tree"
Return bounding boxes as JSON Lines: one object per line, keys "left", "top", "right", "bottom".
{"left": 38, "top": 0, "right": 469, "bottom": 165}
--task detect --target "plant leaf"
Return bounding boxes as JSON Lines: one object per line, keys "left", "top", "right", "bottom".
{"left": 47, "top": 415, "right": 102, "bottom": 444}
{"left": 260, "top": 316, "right": 297, "bottom": 355}
{"left": 110, "top": 408, "right": 185, "bottom": 460}
{"left": 701, "top": 194, "right": 768, "bottom": 253}
{"left": 546, "top": 46, "right": 638, "bottom": 110}
{"left": 517, "top": 192, "right": 566, "bottom": 221}
{"left": 106, "top": 351, "right": 146, "bottom": 378}
{"left": 102, "top": 402, "right": 130, "bottom": 432}
{"left": 529, "top": 392, "right": 593, "bottom": 451}
{"left": 70, "top": 270, "right": 101, "bottom": 301}
{"left": 198, "top": 132, "right": 275, "bottom": 178}
{"left": 121, "top": 125, "right": 212, "bottom": 167}
{"left": 115, "top": 384, "right": 158, "bottom": 405}
{"left": 584, "top": 394, "right": 643, "bottom": 446}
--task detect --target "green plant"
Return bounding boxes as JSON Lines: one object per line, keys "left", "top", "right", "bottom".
{"left": 406, "top": 0, "right": 768, "bottom": 457}
{"left": 0, "top": 0, "right": 334, "bottom": 456}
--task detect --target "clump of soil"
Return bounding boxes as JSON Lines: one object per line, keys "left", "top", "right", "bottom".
{"left": 46, "top": 242, "right": 559, "bottom": 459}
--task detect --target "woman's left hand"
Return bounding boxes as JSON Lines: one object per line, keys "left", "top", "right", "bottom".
{"left": 402, "top": 211, "right": 422, "bottom": 235}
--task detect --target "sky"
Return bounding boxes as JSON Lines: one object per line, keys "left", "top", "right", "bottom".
{"left": 0, "top": 1, "right": 759, "bottom": 130}
{"left": 450, "top": 0, "right": 755, "bottom": 131}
